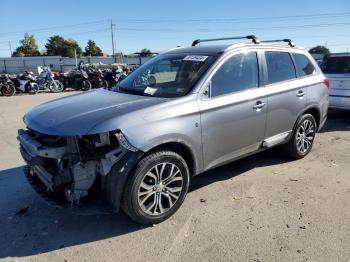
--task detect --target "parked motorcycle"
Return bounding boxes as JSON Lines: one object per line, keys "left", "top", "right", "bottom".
{"left": 35, "top": 67, "right": 64, "bottom": 93}
{"left": 9, "top": 71, "right": 39, "bottom": 94}
{"left": 87, "top": 67, "right": 108, "bottom": 89}
{"left": 0, "top": 74, "right": 16, "bottom": 96}
{"left": 57, "top": 67, "right": 92, "bottom": 91}
{"left": 103, "top": 68, "right": 129, "bottom": 89}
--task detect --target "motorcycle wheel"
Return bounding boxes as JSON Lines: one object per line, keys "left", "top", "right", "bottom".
{"left": 50, "top": 80, "right": 64, "bottom": 93}
{"left": 28, "top": 83, "right": 39, "bottom": 94}
{"left": 1, "top": 82, "right": 16, "bottom": 96}
{"left": 81, "top": 80, "right": 92, "bottom": 91}
{"left": 98, "top": 79, "right": 108, "bottom": 89}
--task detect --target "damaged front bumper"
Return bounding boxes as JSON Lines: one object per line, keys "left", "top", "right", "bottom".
{"left": 17, "top": 129, "right": 143, "bottom": 212}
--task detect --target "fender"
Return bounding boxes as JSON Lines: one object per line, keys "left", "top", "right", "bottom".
{"left": 101, "top": 150, "right": 144, "bottom": 212}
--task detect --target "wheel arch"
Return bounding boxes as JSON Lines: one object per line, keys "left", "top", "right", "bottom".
{"left": 302, "top": 106, "right": 321, "bottom": 129}
{"left": 144, "top": 142, "right": 197, "bottom": 176}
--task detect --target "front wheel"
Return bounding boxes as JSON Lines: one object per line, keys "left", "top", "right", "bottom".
{"left": 98, "top": 79, "right": 108, "bottom": 89}
{"left": 122, "top": 151, "right": 190, "bottom": 225}
{"left": 80, "top": 80, "right": 91, "bottom": 91}
{"left": 285, "top": 114, "right": 317, "bottom": 159}
{"left": 27, "top": 82, "right": 39, "bottom": 94}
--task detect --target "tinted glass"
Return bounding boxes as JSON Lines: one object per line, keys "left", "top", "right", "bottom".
{"left": 265, "top": 52, "right": 296, "bottom": 84}
{"left": 323, "top": 56, "right": 350, "bottom": 74}
{"left": 293, "top": 53, "right": 315, "bottom": 77}
{"left": 211, "top": 52, "right": 259, "bottom": 97}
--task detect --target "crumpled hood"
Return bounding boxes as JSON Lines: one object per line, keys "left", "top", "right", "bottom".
{"left": 24, "top": 89, "right": 166, "bottom": 136}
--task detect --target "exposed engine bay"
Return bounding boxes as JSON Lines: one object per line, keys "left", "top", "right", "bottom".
{"left": 18, "top": 128, "right": 140, "bottom": 209}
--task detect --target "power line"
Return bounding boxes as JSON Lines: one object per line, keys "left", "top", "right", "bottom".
{"left": 0, "top": 20, "right": 109, "bottom": 36}
{"left": 0, "top": 28, "right": 110, "bottom": 44}
{"left": 114, "top": 12, "right": 350, "bottom": 23}
{"left": 115, "top": 22, "right": 350, "bottom": 33}
{"left": 0, "top": 11, "right": 349, "bottom": 37}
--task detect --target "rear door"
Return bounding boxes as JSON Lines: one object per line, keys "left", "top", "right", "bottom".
{"left": 323, "top": 55, "right": 350, "bottom": 109}
{"left": 263, "top": 51, "right": 306, "bottom": 144}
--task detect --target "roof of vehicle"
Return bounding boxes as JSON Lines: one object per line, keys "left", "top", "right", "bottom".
{"left": 165, "top": 43, "right": 305, "bottom": 55}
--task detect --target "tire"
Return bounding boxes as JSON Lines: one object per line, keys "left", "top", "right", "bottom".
{"left": 50, "top": 80, "right": 64, "bottom": 93}
{"left": 122, "top": 150, "right": 190, "bottom": 225}
{"left": 1, "top": 82, "right": 16, "bottom": 96}
{"left": 81, "top": 80, "right": 91, "bottom": 91}
{"left": 97, "top": 79, "right": 108, "bottom": 89}
{"left": 285, "top": 114, "right": 317, "bottom": 159}
{"left": 27, "top": 82, "right": 39, "bottom": 94}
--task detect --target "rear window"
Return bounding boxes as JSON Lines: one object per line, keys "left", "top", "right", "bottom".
{"left": 292, "top": 53, "right": 315, "bottom": 77}
{"left": 323, "top": 56, "right": 350, "bottom": 74}
{"left": 265, "top": 51, "right": 296, "bottom": 84}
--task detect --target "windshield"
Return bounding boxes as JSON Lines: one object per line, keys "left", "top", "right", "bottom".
{"left": 323, "top": 56, "right": 350, "bottom": 74}
{"left": 114, "top": 54, "right": 217, "bottom": 97}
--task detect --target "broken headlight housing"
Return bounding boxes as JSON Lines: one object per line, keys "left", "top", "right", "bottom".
{"left": 115, "top": 131, "right": 138, "bottom": 152}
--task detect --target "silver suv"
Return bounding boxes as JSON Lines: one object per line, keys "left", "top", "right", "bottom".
{"left": 18, "top": 36, "right": 329, "bottom": 224}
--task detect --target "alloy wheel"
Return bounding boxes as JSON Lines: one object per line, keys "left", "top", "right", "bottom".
{"left": 296, "top": 119, "right": 315, "bottom": 154}
{"left": 137, "top": 162, "right": 184, "bottom": 216}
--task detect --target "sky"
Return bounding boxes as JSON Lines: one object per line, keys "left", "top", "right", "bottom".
{"left": 0, "top": 0, "right": 349, "bottom": 57}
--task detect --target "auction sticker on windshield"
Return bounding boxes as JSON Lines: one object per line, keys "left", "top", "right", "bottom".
{"left": 183, "top": 55, "right": 208, "bottom": 62}
{"left": 144, "top": 86, "right": 157, "bottom": 95}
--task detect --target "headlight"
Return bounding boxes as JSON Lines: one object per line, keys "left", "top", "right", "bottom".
{"left": 115, "top": 131, "right": 138, "bottom": 152}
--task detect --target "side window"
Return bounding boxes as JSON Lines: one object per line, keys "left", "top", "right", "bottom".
{"left": 265, "top": 51, "right": 296, "bottom": 84}
{"left": 210, "top": 51, "right": 259, "bottom": 97}
{"left": 292, "top": 53, "right": 316, "bottom": 77}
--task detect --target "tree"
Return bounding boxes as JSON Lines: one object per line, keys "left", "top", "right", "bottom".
{"left": 308, "top": 45, "right": 330, "bottom": 55}
{"left": 12, "top": 33, "right": 40, "bottom": 57}
{"left": 140, "top": 48, "right": 152, "bottom": 57}
{"left": 84, "top": 40, "right": 103, "bottom": 56}
{"left": 65, "top": 39, "right": 82, "bottom": 58}
{"left": 45, "top": 35, "right": 82, "bottom": 57}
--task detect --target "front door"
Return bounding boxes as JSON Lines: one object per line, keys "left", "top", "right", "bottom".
{"left": 198, "top": 51, "right": 267, "bottom": 171}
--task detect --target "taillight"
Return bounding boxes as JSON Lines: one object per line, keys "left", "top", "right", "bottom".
{"left": 323, "top": 79, "right": 330, "bottom": 89}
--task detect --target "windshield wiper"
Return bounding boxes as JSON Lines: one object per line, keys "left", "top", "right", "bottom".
{"left": 118, "top": 87, "right": 153, "bottom": 97}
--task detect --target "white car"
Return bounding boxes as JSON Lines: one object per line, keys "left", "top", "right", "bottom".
{"left": 323, "top": 53, "right": 350, "bottom": 110}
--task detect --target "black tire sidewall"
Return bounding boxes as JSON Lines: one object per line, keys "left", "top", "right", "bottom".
{"left": 125, "top": 151, "right": 190, "bottom": 224}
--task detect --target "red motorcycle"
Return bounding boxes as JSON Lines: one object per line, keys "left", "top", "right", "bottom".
{"left": 87, "top": 68, "right": 108, "bottom": 89}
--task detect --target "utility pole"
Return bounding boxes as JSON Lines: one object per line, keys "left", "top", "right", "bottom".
{"left": 74, "top": 49, "right": 77, "bottom": 67}
{"left": 110, "top": 20, "right": 116, "bottom": 62}
{"left": 9, "top": 41, "right": 12, "bottom": 57}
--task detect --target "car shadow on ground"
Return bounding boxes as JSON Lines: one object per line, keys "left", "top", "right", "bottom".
{"left": 0, "top": 148, "right": 291, "bottom": 258}
{"left": 0, "top": 166, "right": 142, "bottom": 258}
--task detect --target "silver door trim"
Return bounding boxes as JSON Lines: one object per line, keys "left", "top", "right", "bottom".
{"left": 263, "top": 131, "right": 292, "bottom": 148}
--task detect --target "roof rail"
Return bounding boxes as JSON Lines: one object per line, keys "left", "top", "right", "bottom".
{"left": 191, "top": 35, "right": 259, "bottom": 47}
{"left": 260, "top": 39, "right": 295, "bottom": 47}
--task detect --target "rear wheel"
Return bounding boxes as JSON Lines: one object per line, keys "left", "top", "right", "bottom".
{"left": 285, "top": 114, "right": 317, "bottom": 159}
{"left": 50, "top": 80, "right": 64, "bottom": 93}
{"left": 122, "top": 151, "right": 190, "bottom": 225}
{"left": 1, "top": 82, "right": 16, "bottom": 96}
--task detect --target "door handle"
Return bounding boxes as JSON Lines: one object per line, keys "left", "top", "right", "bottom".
{"left": 253, "top": 101, "right": 266, "bottom": 110}
{"left": 296, "top": 90, "right": 305, "bottom": 97}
